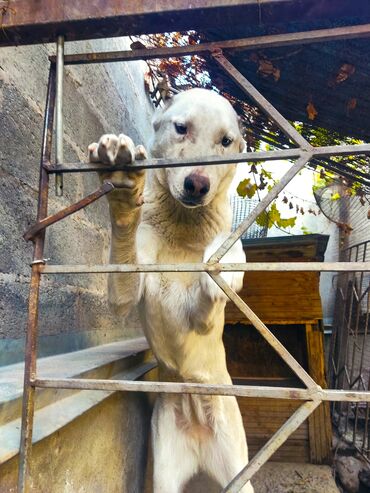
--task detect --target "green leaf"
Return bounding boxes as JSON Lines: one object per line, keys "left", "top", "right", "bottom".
{"left": 261, "top": 168, "right": 273, "bottom": 180}
{"left": 237, "top": 179, "right": 257, "bottom": 198}
{"left": 236, "top": 178, "right": 251, "bottom": 198}
{"left": 256, "top": 210, "right": 272, "bottom": 228}
{"left": 246, "top": 184, "right": 257, "bottom": 198}
{"left": 278, "top": 216, "right": 297, "bottom": 228}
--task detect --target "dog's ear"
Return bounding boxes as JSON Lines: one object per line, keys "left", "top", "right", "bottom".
{"left": 239, "top": 138, "right": 247, "bottom": 153}
{"left": 152, "top": 97, "right": 174, "bottom": 132}
{"left": 237, "top": 116, "right": 247, "bottom": 153}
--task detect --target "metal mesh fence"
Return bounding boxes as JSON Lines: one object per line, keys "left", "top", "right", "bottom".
{"left": 329, "top": 240, "right": 370, "bottom": 457}
{"left": 230, "top": 195, "right": 268, "bottom": 239}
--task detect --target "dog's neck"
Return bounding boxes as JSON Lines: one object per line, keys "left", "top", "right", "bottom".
{"left": 142, "top": 172, "right": 232, "bottom": 250}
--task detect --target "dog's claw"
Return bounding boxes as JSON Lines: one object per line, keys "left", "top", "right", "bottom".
{"left": 88, "top": 142, "right": 99, "bottom": 163}
{"left": 135, "top": 145, "right": 148, "bottom": 161}
{"left": 136, "top": 194, "right": 145, "bottom": 207}
{"left": 116, "top": 134, "right": 136, "bottom": 165}
{"left": 97, "top": 134, "right": 118, "bottom": 164}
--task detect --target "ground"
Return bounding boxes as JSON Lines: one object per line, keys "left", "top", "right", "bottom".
{"left": 253, "top": 462, "right": 339, "bottom": 493}
{"left": 185, "top": 462, "right": 339, "bottom": 492}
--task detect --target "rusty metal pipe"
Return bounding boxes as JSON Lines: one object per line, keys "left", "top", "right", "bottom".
{"left": 24, "top": 182, "right": 114, "bottom": 242}
{"left": 55, "top": 36, "right": 64, "bottom": 196}
{"left": 46, "top": 23, "right": 370, "bottom": 65}
{"left": 18, "top": 64, "right": 56, "bottom": 493}
{"left": 43, "top": 142, "right": 370, "bottom": 174}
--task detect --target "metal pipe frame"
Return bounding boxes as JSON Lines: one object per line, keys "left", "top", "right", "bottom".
{"left": 18, "top": 22, "right": 370, "bottom": 493}
{"left": 48, "top": 23, "right": 370, "bottom": 65}
{"left": 37, "top": 262, "right": 370, "bottom": 273}
{"left": 18, "top": 63, "right": 56, "bottom": 493}
{"left": 43, "top": 143, "right": 370, "bottom": 174}
{"left": 55, "top": 35, "right": 64, "bottom": 197}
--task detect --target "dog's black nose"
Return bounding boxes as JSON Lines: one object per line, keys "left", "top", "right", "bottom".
{"left": 184, "top": 174, "right": 210, "bottom": 198}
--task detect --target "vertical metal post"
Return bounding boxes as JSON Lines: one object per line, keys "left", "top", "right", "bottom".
{"left": 55, "top": 35, "right": 64, "bottom": 196}
{"left": 18, "top": 64, "right": 56, "bottom": 493}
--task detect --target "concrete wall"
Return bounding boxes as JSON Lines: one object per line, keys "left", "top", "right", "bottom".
{"left": 0, "top": 38, "right": 153, "bottom": 364}
{"left": 0, "top": 392, "right": 151, "bottom": 493}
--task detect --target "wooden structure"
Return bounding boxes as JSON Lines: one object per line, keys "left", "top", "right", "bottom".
{"left": 224, "top": 234, "right": 332, "bottom": 463}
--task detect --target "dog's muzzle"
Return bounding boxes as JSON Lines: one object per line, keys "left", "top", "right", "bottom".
{"left": 181, "top": 173, "right": 210, "bottom": 207}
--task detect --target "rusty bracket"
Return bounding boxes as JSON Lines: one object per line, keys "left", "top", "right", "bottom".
{"left": 23, "top": 181, "right": 114, "bottom": 242}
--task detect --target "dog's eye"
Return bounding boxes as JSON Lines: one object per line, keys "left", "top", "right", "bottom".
{"left": 174, "top": 123, "right": 187, "bottom": 135}
{"left": 221, "top": 136, "right": 233, "bottom": 147}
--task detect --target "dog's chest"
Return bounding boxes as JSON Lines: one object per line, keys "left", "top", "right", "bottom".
{"left": 140, "top": 246, "right": 203, "bottom": 342}
{"left": 144, "top": 247, "right": 201, "bottom": 308}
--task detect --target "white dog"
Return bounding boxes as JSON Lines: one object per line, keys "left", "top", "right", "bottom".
{"left": 88, "top": 88, "right": 254, "bottom": 493}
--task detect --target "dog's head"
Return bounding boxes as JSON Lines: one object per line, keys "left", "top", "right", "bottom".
{"left": 150, "top": 88, "right": 245, "bottom": 208}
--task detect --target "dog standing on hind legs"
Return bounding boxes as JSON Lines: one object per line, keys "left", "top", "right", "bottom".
{"left": 88, "top": 88, "right": 254, "bottom": 493}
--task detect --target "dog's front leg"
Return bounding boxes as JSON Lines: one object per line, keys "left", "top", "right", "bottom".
{"left": 185, "top": 235, "right": 245, "bottom": 332}
{"left": 88, "top": 134, "right": 147, "bottom": 315}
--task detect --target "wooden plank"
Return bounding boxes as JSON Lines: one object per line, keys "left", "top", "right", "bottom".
{"left": 238, "top": 397, "right": 310, "bottom": 462}
{"left": 225, "top": 268, "right": 323, "bottom": 323}
{"left": 305, "top": 324, "right": 333, "bottom": 464}
{"left": 0, "top": 0, "right": 291, "bottom": 47}
{"left": 224, "top": 325, "right": 307, "bottom": 380}
{"left": 2, "top": 1, "right": 370, "bottom": 48}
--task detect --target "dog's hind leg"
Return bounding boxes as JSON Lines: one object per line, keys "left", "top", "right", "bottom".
{"left": 151, "top": 397, "right": 198, "bottom": 493}
{"left": 200, "top": 397, "right": 255, "bottom": 493}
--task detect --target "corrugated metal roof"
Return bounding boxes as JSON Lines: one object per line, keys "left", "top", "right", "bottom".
{"left": 230, "top": 195, "right": 268, "bottom": 239}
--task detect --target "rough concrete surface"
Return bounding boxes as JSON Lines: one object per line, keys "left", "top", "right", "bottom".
{"left": 0, "top": 392, "right": 151, "bottom": 493}
{"left": 252, "top": 462, "right": 339, "bottom": 493}
{"left": 0, "top": 37, "right": 153, "bottom": 363}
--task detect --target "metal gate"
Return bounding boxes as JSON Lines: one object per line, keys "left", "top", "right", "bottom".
{"left": 18, "top": 24, "right": 370, "bottom": 493}
{"left": 329, "top": 240, "right": 370, "bottom": 457}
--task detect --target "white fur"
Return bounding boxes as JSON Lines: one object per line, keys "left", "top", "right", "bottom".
{"left": 89, "top": 88, "right": 254, "bottom": 492}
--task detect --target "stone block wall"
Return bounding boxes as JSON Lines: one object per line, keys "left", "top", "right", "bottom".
{"left": 0, "top": 38, "right": 153, "bottom": 364}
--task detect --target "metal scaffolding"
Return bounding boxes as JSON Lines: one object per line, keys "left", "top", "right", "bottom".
{"left": 17, "top": 22, "right": 370, "bottom": 493}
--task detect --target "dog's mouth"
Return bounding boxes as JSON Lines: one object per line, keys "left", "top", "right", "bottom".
{"left": 179, "top": 197, "right": 204, "bottom": 208}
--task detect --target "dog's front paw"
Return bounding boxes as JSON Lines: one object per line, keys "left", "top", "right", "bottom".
{"left": 201, "top": 235, "right": 246, "bottom": 302}
{"left": 88, "top": 133, "right": 147, "bottom": 209}
{"left": 89, "top": 134, "right": 147, "bottom": 166}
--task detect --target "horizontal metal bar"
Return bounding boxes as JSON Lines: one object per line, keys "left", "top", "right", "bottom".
{"left": 312, "top": 144, "right": 370, "bottom": 157}
{"left": 32, "top": 378, "right": 370, "bottom": 402}
{"left": 223, "top": 400, "right": 320, "bottom": 493}
{"left": 33, "top": 378, "right": 314, "bottom": 398}
{"left": 39, "top": 262, "right": 370, "bottom": 274}
{"left": 49, "top": 23, "right": 370, "bottom": 65}
{"left": 44, "top": 149, "right": 302, "bottom": 173}
{"left": 43, "top": 144, "right": 370, "bottom": 174}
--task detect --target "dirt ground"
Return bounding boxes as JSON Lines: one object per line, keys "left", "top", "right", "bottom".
{"left": 252, "top": 462, "right": 339, "bottom": 493}
{"left": 185, "top": 462, "right": 339, "bottom": 492}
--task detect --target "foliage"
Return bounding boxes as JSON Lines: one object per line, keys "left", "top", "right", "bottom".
{"left": 256, "top": 203, "right": 297, "bottom": 230}
{"left": 132, "top": 31, "right": 369, "bottom": 233}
